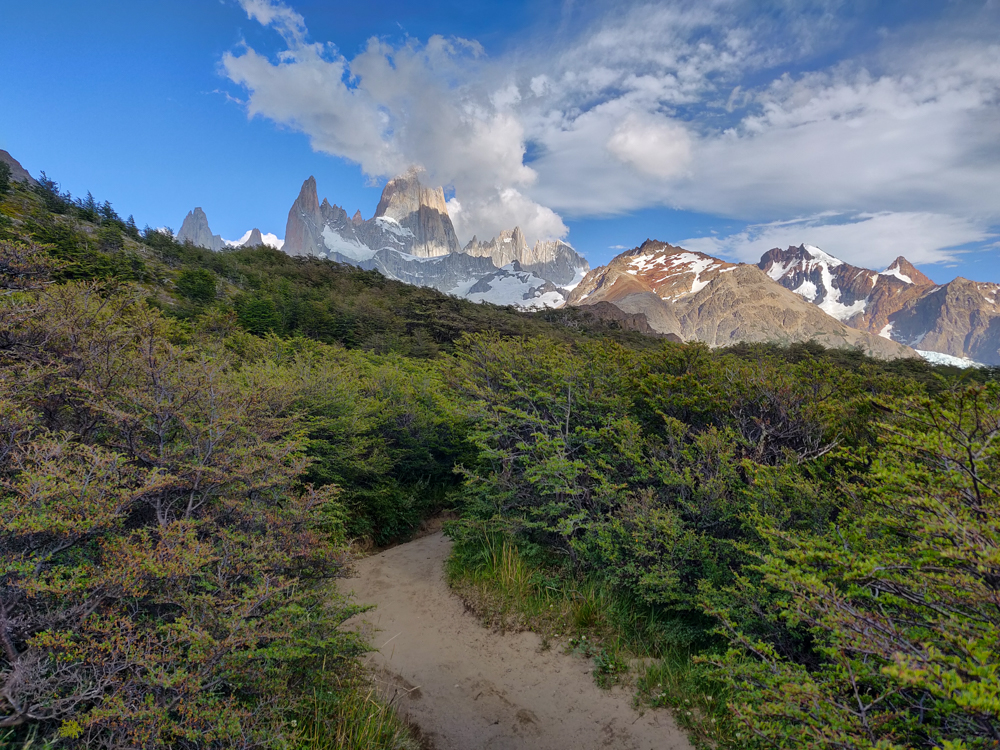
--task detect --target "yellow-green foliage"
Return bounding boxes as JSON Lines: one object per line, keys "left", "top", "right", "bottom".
{"left": 712, "top": 384, "right": 1000, "bottom": 748}
{"left": 0, "top": 241, "right": 418, "bottom": 748}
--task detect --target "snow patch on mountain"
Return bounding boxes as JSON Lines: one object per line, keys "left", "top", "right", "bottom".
{"left": 628, "top": 252, "right": 731, "bottom": 297}
{"left": 464, "top": 263, "right": 565, "bottom": 310}
{"left": 804, "top": 245, "right": 843, "bottom": 267}
{"left": 322, "top": 226, "right": 375, "bottom": 261}
{"left": 793, "top": 280, "right": 818, "bottom": 302}
{"left": 815, "top": 261, "right": 867, "bottom": 321}
{"left": 374, "top": 216, "right": 415, "bottom": 239}
{"left": 560, "top": 267, "right": 589, "bottom": 292}
{"left": 880, "top": 264, "right": 913, "bottom": 284}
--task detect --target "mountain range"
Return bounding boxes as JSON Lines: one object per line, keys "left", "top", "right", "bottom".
{"left": 171, "top": 169, "right": 998, "bottom": 366}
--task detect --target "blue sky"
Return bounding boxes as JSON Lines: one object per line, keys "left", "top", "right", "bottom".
{"left": 2, "top": 0, "right": 998, "bottom": 282}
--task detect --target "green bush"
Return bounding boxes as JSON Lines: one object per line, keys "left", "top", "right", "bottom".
{"left": 175, "top": 267, "right": 217, "bottom": 302}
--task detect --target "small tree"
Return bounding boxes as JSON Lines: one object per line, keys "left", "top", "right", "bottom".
{"left": 0, "top": 161, "right": 11, "bottom": 196}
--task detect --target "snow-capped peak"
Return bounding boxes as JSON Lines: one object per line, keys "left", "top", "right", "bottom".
{"left": 804, "top": 245, "right": 843, "bottom": 267}
{"left": 880, "top": 260, "right": 913, "bottom": 284}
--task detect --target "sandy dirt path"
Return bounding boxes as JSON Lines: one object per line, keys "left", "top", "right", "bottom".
{"left": 338, "top": 531, "right": 693, "bottom": 750}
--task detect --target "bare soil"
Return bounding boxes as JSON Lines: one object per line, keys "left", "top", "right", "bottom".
{"left": 338, "top": 531, "right": 693, "bottom": 750}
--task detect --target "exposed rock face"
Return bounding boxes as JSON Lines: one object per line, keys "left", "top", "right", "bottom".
{"left": 0, "top": 150, "right": 36, "bottom": 185}
{"left": 373, "top": 248, "right": 500, "bottom": 295}
{"left": 177, "top": 208, "right": 224, "bottom": 251}
{"left": 569, "top": 240, "right": 918, "bottom": 360}
{"left": 581, "top": 301, "right": 682, "bottom": 340}
{"left": 464, "top": 261, "right": 567, "bottom": 310}
{"left": 283, "top": 173, "right": 461, "bottom": 264}
{"left": 463, "top": 227, "right": 590, "bottom": 289}
{"left": 759, "top": 245, "right": 934, "bottom": 335}
{"left": 600, "top": 292, "right": 683, "bottom": 338}
{"left": 888, "top": 278, "right": 1000, "bottom": 364}
{"left": 760, "top": 245, "right": 1000, "bottom": 365}
{"left": 374, "top": 168, "right": 461, "bottom": 258}
{"left": 283, "top": 177, "right": 324, "bottom": 257}
{"left": 241, "top": 228, "right": 265, "bottom": 248}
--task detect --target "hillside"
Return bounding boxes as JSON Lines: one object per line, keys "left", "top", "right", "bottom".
{"left": 2, "top": 167, "right": 1000, "bottom": 750}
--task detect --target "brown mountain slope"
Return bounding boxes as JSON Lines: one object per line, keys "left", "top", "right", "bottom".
{"left": 888, "top": 278, "right": 1000, "bottom": 363}
{"left": 759, "top": 245, "right": 1000, "bottom": 365}
{"left": 568, "top": 241, "right": 918, "bottom": 360}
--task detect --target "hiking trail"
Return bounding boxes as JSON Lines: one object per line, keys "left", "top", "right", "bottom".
{"left": 338, "top": 531, "right": 693, "bottom": 750}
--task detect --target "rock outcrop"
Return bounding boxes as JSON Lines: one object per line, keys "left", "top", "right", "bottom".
{"left": 583, "top": 300, "right": 683, "bottom": 340}
{"left": 0, "top": 150, "right": 36, "bottom": 186}
{"left": 177, "top": 208, "right": 224, "bottom": 252}
{"left": 240, "top": 228, "right": 265, "bottom": 248}
{"left": 462, "top": 228, "right": 590, "bottom": 289}
{"left": 569, "top": 240, "right": 918, "bottom": 360}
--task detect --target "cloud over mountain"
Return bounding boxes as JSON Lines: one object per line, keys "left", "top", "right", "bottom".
{"left": 223, "top": 0, "right": 1000, "bottom": 265}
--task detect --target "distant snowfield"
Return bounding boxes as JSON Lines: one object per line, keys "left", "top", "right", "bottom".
{"left": 916, "top": 350, "right": 984, "bottom": 368}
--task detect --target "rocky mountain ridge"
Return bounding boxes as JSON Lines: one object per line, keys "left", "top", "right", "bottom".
{"left": 0, "top": 150, "right": 37, "bottom": 185}
{"left": 568, "top": 240, "right": 918, "bottom": 361}
{"left": 277, "top": 172, "right": 586, "bottom": 308}
{"left": 760, "top": 245, "right": 1000, "bottom": 365}
{"left": 462, "top": 227, "right": 590, "bottom": 289}
{"left": 159, "top": 154, "right": 992, "bottom": 363}
{"left": 177, "top": 208, "right": 224, "bottom": 252}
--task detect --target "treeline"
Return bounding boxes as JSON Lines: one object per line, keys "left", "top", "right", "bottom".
{"left": 2, "top": 172, "right": 998, "bottom": 748}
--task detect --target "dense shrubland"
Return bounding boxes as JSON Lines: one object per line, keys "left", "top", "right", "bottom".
{"left": 446, "top": 333, "right": 1000, "bottom": 748}
{"left": 2, "top": 174, "right": 999, "bottom": 748}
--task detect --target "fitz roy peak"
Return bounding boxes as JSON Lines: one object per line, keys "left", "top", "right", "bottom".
{"left": 168, "top": 162, "right": 995, "bottom": 363}
{"left": 279, "top": 169, "right": 589, "bottom": 308}
{"left": 282, "top": 169, "right": 461, "bottom": 262}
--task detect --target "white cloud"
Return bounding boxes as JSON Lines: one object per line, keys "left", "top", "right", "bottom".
{"left": 447, "top": 190, "right": 567, "bottom": 247}
{"left": 606, "top": 113, "right": 692, "bottom": 179}
{"left": 680, "top": 212, "right": 992, "bottom": 269}
{"left": 224, "top": 2, "right": 565, "bottom": 244}
{"left": 238, "top": 0, "right": 306, "bottom": 42}
{"left": 223, "top": 0, "right": 1000, "bottom": 265}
